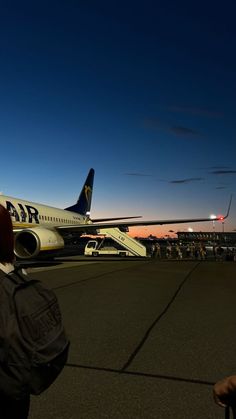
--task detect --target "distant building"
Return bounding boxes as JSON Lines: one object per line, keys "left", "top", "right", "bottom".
{"left": 177, "top": 231, "right": 236, "bottom": 244}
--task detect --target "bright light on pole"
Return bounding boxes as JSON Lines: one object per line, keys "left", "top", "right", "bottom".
{"left": 210, "top": 215, "right": 216, "bottom": 240}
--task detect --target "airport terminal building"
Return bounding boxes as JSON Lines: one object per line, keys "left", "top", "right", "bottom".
{"left": 177, "top": 231, "right": 236, "bottom": 244}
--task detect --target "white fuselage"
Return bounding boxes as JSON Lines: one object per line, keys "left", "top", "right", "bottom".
{"left": 0, "top": 195, "right": 88, "bottom": 230}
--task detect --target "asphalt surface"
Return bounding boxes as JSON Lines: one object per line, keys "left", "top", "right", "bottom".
{"left": 26, "top": 258, "right": 236, "bottom": 419}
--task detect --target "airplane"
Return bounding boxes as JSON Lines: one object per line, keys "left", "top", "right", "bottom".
{"left": 0, "top": 168, "right": 232, "bottom": 259}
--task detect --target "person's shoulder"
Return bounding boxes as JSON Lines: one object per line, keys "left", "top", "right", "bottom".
{"left": 0, "top": 262, "right": 15, "bottom": 274}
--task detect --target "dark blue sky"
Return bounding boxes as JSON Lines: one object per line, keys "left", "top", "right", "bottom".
{"left": 0, "top": 1, "right": 235, "bottom": 236}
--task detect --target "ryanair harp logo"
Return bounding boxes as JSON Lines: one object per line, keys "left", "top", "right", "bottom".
{"left": 84, "top": 185, "right": 92, "bottom": 203}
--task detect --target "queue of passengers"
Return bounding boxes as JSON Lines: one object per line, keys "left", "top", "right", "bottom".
{"left": 150, "top": 242, "right": 236, "bottom": 261}
{"left": 150, "top": 242, "right": 207, "bottom": 260}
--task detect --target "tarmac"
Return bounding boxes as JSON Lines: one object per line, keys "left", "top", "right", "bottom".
{"left": 26, "top": 257, "right": 236, "bottom": 419}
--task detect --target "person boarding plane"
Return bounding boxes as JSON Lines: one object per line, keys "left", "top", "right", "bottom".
{"left": 0, "top": 169, "right": 232, "bottom": 259}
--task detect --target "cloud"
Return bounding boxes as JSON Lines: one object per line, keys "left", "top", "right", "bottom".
{"left": 169, "top": 177, "right": 204, "bottom": 184}
{"left": 210, "top": 170, "right": 236, "bottom": 175}
{"left": 167, "top": 106, "right": 224, "bottom": 118}
{"left": 143, "top": 118, "right": 201, "bottom": 137}
{"left": 198, "top": 165, "right": 231, "bottom": 171}
{"left": 124, "top": 173, "right": 205, "bottom": 184}
{"left": 169, "top": 126, "right": 200, "bottom": 137}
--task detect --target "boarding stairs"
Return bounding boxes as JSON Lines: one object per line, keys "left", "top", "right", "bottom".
{"left": 97, "top": 227, "right": 147, "bottom": 257}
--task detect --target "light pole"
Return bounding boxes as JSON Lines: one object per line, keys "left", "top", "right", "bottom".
{"left": 210, "top": 215, "right": 216, "bottom": 243}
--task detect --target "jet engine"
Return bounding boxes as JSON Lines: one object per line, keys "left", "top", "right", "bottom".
{"left": 14, "top": 228, "right": 65, "bottom": 259}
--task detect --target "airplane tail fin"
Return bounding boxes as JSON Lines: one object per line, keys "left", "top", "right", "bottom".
{"left": 65, "top": 168, "right": 95, "bottom": 215}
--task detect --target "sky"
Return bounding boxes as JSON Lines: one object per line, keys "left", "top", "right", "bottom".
{"left": 0, "top": 0, "right": 235, "bottom": 238}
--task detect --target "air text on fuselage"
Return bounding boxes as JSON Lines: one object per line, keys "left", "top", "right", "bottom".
{"left": 6, "top": 201, "right": 39, "bottom": 224}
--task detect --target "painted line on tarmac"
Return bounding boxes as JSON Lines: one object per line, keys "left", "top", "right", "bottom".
{"left": 66, "top": 362, "right": 214, "bottom": 387}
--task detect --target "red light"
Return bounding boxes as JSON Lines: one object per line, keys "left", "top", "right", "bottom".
{"left": 218, "top": 215, "right": 224, "bottom": 221}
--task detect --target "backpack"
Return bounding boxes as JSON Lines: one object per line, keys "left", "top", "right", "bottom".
{"left": 0, "top": 269, "right": 70, "bottom": 400}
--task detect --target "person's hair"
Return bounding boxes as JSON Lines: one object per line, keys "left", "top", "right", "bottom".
{"left": 0, "top": 204, "right": 15, "bottom": 263}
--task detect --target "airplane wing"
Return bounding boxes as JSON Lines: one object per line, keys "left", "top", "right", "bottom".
{"left": 91, "top": 216, "right": 142, "bottom": 222}
{"left": 56, "top": 215, "right": 222, "bottom": 234}
{"left": 57, "top": 195, "right": 232, "bottom": 234}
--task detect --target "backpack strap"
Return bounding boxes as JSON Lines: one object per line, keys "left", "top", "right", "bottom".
{"left": 8, "top": 269, "right": 29, "bottom": 284}
{"left": 5, "top": 270, "right": 39, "bottom": 294}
